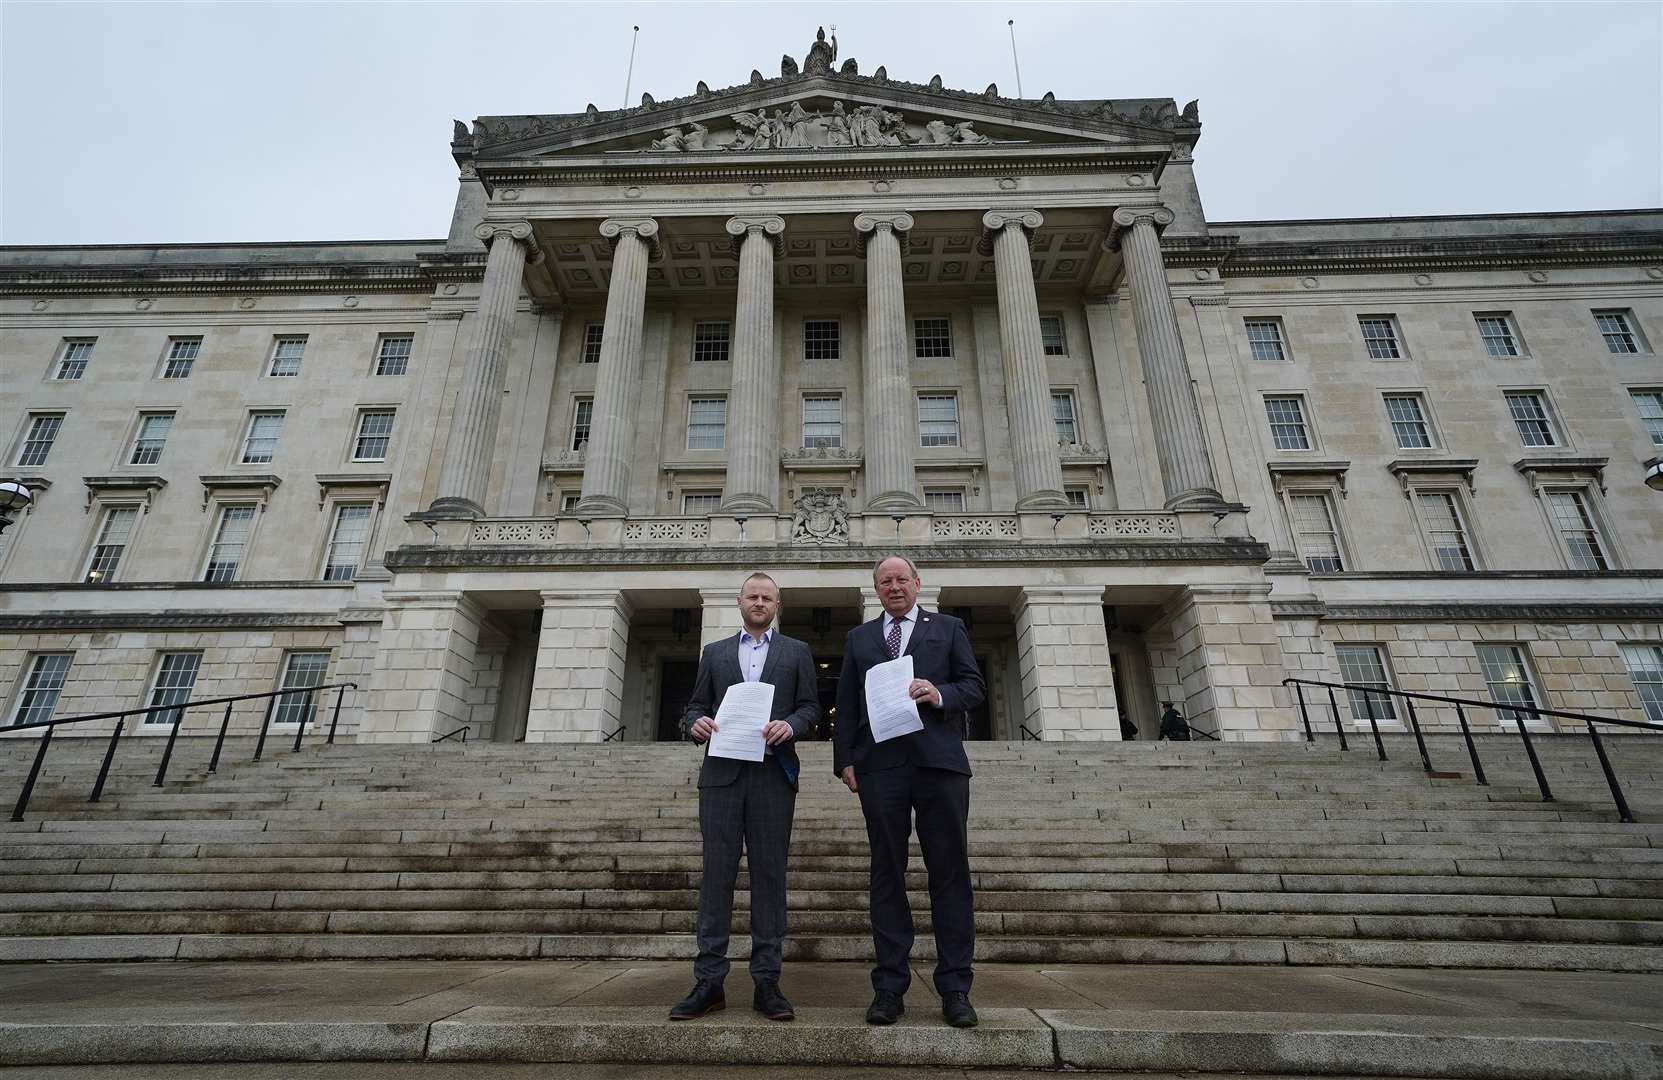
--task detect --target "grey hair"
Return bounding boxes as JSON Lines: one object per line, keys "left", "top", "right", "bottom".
{"left": 871, "top": 554, "right": 919, "bottom": 581}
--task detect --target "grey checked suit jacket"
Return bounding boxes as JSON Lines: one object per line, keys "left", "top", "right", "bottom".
{"left": 682, "top": 632, "right": 820, "bottom": 790}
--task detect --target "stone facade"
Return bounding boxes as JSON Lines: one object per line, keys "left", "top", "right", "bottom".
{"left": 2, "top": 31, "right": 1660, "bottom": 746}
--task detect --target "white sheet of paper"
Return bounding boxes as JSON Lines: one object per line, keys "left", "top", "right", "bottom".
{"left": 705, "top": 681, "right": 774, "bottom": 762}
{"left": 864, "top": 654, "right": 923, "bottom": 743}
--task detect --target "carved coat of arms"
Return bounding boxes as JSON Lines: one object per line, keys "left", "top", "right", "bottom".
{"left": 791, "top": 489, "right": 850, "bottom": 545}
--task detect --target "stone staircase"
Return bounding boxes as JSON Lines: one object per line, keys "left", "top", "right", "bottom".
{"left": 2, "top": 733, "right": 1660, "bottom": 970}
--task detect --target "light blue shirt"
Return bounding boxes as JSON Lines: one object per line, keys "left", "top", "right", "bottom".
{"left": 739, "top": 627, "right": 773, "bottom": 683}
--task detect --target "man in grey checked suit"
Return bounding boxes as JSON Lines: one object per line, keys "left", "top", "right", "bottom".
{"left": 671, "top": 571, "right": 820, "bottom": 1022}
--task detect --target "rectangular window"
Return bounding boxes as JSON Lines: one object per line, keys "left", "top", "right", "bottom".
{"left": 1595, "top": 310, "right": 1640, "bottom": 354}
{"left": 1619, "top": 643, "right": 1663, "bottom": 724}
{"left": 571, "top": 398, "right": 593, "bottom": 451}
{"left": 1475, "top": 313, "right": 1520, "bottom": 357}
{"left": 203, "top": 504, "right": 256, "bottom": 582}
{"left": 560, "top": 492, "right": 581, "bottom": 513}
{"left": 1052, "top": 391, "right": 1078, "bottom": 445}
{"left": 16, "top": 413, "right": 64, "bottom": 467}
{"left": 1476, "top": 644, "right": 1543, "bottom": 729}
{"left": 802, "top": 395, "right": 842, "bottom": 448}
{"left": 1384, "top": 394, "right": 1434, "bottom": 449}
{"left": 1039, "top": 315, "right": 1067, "bottom": 356}
{"left": 1505, "top": 391, "right": 1558, "bottom": 447}
{"left": 268, "top": 336, "right": 306, "bottom": 377}
{"left": 375, "top": 334, "right": 412, "bottom": 376}
{"left": 687, "top": 396, "right": 727, "bottom": 450}
{"left": 681, "top": 490, "right": 723, "bottom": 515}
{"left": 803, "top": 319, "right": 840, "bottom": 361}
{"left": 56, "top": 339, "right": 95, "bottom": 380}
{"left": 11, "top": 653, "right": 72, "bottom": 727}
{"left": 128, "top": 412, "right": 175, "bottom": 466}
{"left": 352, "top": 409, "right": 395, "bottom": 462}
{"left": 1264, "top": 396, "right": 1311, "bottom": 450}
{"left": 1546, "top": 489, "right": 1610, "bottom": 570}
{"left": 1289, "top": 493, "right": 1344, "bottom": 572}
{"left": 273, "top": 652, "right": 330, "bottom": 727}
{"left": 322, "top": 504, "right": 372, "bottom": 581}
{"left": 1631, "top": 389, "right": 1663, "bottom": 446}
{"left": 1334, "top": 644, "right": 1398, "bottom": 723}
{"left": 241, "top": 412, "right": 284, "bottom": 464}
{"left": 913, "top": 317, "right": 952, "bottom": 358}
{"left": 1416, "top": 491, "right": 1475, "bottom": 571}
{"left": 918, "top": 394, "right": 960, "bottom": 447}
{"left": 923, "top": 488, "right": 966, "bottom": 513}
{"left": 162, "top": 338, "right": 200, "bottom": 379}
{"left": 1359, "top": 316, "right": 1403, "bottom": 359}
{"left": 84, "top": 505, "right": 139, "bottom": 583}
{"left": 144, "top": 652, "right": 202, "bottom": 727}
{"left": 581, "top": 322, "right": 604, "bottom": 364}
{"left": 1244, "top": 319, "right": 1287, "bottom": 362}
{"left": 692, "top": 321, "right": 731, "bottom": 363}
{"left": 1064, "top": 485, "right": 1089, "bottom": 509}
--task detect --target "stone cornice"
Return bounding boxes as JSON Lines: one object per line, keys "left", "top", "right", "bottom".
{"left": 1, "top": 260, "right": 450, "bottom": 298}
{"left": 1299, "top": 600, "right": 1663, "bottom": 622}
{"left": 1213, "top": 232, "right": 1663, "bottom": 278}
{"left": 0, "top": 609, "right": 350, "bottom": 631}
{"left": 385, "top": 538, "right": 1269, "bottom": 572}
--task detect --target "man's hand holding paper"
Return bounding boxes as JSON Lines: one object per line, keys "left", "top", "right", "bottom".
{"left": 705, "top": 680, "right": 774, "bottom": 762}
{"left": 863, "top": 654, "right": 924, "bottom": 743}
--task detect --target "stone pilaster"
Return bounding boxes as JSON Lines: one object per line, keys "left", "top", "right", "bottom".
{"left": 1011, "top": 586, "right": 1120, "bottom": 740}
{"left": 525, "top": 590, "right": 634, "bottom": 741}
{"left": 699, "top": 586, "right": 740, "bottom": 651}
{"left": 854, "top": 211, "right": 922, "bottom": 511}
{"left": 429, "top": 222, "right": 538, "bottom": 517}
{"left": 981, "top": 210, "right": 1067, "bottom": 510}
{"left": 356, "top": 591, "right": 485, "bottom": 743}
{"left": 1165, "top": 584, "right": 1294, "bottom": 741}
{"left": 722, "top": 215, "right": 785, "bottom": 512}
{"left": 577, "top": 217, "right": 659, "bottom": 516}
{"left": 1108, "top": 206, "right": 1223, "bottom": 509}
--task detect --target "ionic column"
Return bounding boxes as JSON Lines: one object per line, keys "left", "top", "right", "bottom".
{"left": 577, "top": 217, "right": 659, "bottom": 515}
{"left": 1108, "top": 207, "right": 1223, "bottom": 508}
{"left": 854, "top": 212, "right": 922, "bottom": 511}
{"left": 722, "top": 215, "right": 785, "bottom": 513}
{"left": 430, "top": 222, "right": 539, "bottom": 517}
{"left": 981, "top": 209, "right": 1068, "bottom": 510}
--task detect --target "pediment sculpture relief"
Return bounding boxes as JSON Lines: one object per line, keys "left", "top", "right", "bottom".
{"left": 645, "top": 100, "right": 996, "bottom": 153}
{"left": 791, "top": 488, "right": 850, "bottom": 545}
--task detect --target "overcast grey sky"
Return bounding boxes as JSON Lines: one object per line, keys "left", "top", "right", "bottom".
{"left": 2, "top": 1, "right": 1659, "bottom": 246}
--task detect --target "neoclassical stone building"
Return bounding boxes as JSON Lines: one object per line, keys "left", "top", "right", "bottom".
{"left": 3, "top": 31, "right": 1661, "bottom": 745}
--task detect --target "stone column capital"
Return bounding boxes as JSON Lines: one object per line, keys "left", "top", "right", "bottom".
{"left": 473, "top": 220, "right": 543, "bottom": 264}
{"left": 599, "top": 216, "right": 662, "bottom": 259}
{"left": 853, "top": 211, "right": 915, "bottom": 257}
{"left": 978, "top": 208, "right": 1043, "bottom": 255}
{"left": 724, "top": 214, "right": 786, "bottom": 257}
{"left": 1105, "top": 205, "right": 1175, "bottom": 251}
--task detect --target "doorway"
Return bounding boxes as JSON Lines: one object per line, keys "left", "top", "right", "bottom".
{"left": 657, "top": 659, "right": 699, "bottom": 742}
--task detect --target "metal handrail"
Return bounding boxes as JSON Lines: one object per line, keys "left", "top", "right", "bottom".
{"left": 1283, "top": 676, "right": 1662, "bottom": 824}
{"left": 1019, "top": 724, "right": 1041, "bottom": 741}
{"left": 601, "top": 726, "right": 624, "bottom": 742}
{"left": 432, "top": 725, "right": 470, "bottom": 743}
{"left": 7, "top": 681, "right": 357, "bottom": 822}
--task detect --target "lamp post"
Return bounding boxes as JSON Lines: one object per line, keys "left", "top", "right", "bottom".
{"left": 0, "top": 480, "right": 31, "bottom": 535}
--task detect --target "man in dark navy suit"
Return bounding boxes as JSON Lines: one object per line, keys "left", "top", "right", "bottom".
{"left": 834, "top": 555, "right": 986, "bottom": 1028}
{"left": 671, "top": 572, "right": 819, "bottom": 1023}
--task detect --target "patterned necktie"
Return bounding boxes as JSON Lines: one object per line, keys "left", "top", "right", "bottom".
{"left": 885, "top": 616, "right": 903, "bottom": 660}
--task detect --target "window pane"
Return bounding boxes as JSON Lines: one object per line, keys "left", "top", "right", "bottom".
{"left": 323, "top": 505, "right": 372, "bottom": 580}
{"left": 274, "top": 652, "right": 330, "bottom": 726}
{"left": 376, "top": 335, "right": 412, "bottom": 376}
{"left": 353, "top": 410, "right": 395, "bottom": 461}
{"left": 918, "top": 394, "right": 959, "bottom": 447}
{"left": 1245, "top": 320, "right": 1286, "bottom": 362}
{"left": 18, "top": 414, "right": 63, "bottom": 467}
{"left": 1335, "top": 645, "right": 1398, "bottom": 722}
{"left": 1064, "top": 486, "right": 1089, "bottom": 508}
{"left": 688, "top": 397, "right": 726, "bottom": 450}
{"left": 571, "top": 399, "right": 593, "bottom": 451}
{"left": 1360, "top": 317, "right": 1401, "bottom": 359}
{"left": 803, "top": 395, "right": 842, "bottom": 448}
{"left": 164, "top": 339, "right": 200, "bottom": 378}
{"left": 1052, "top": 392, "right": 1077, "bottom": 444}
{"left": 581, "top": 323, "right": 605, "bottom": 363}
{"left": 85, "top": 506, "right": 138, "bottom": 583}
{"left": 269, "top": 337, "right": 305, "bottom": 377}
{"left": 1631, "top": 390, "right": 1663, "bottom": 446}
{"left": 1416, "top": 492, "right": 1474, "bottom": 570}
{"left": 145, "top": 652, "right": 202, "bottom": 726}
{"left": 1476, "top": 315, "right": 1519, "bottom": 357}
{"left": 913, "top": 317, "right": 952, "bottom": 358}
{"left": 12, "top": 654, "right": 72, "bottom": 727}
{"left": 1619, "top": 644, "right": 1663, "bottom": 723}
{"left": 242, "top": 413, "right": 284, "bottom": 464}
{"left": 1039, "top": 316, "right": 1066, "bottom": 356}
{"left": 682, "top": 491, "right": 722, "bottom": 515}
{"left": 692, "top": 321, "right": 731, "bottom": 363}
{"left": 923, "top": 489, "right": 965, "bottom": 513}
{"left": 1504, "top": 392, "right": 1556, "bottom": 447}
{"left": 1596, "top": 311, "right": 1639, "bottom": 354}
{"left": 1476, "top": 644, "right": 1540, "bottom": 727}
{"left": 58, "top": 339, "right": 94, "bottom": 379}
{"left": 1264, "top": 397, "right": 1310, "bottom": 450}
{"left": 205, "top": 504, "right": 256, "bottom": 582}
{"left": 803, "top": 320, "right": 840, "bottom": 361}
{"left": 1385, "top": 395, "right": 1432, "bottom": 449}
{"left": 1290, "top": 493, "right": 1343, "bottom": 572}
{"left": 130, "top": 413, "right": 174, "bottom": 465}
{"left": 1546, "top": 491, "right": 1608, "bottom": 570}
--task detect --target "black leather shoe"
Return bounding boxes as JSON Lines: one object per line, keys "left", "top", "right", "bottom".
{"left": 753, "top": 979, "right": 795, "bottom": 1021}
{"left": 669, "top": 979, "right": 725, "bottom": 1020}
{"left": 941, "top": 990, "right": 978, "bottom": 1028}
{"left": 865, "top": 989, "right": 905, "bottom": 1025}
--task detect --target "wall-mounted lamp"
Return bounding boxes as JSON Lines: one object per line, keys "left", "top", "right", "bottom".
{"left": 670, "top": 607, "right": 692, "bottom": 641}
{"left": 811, "top": 606, "right": 831, "bottom": 639}
{"left": 1646, "top": 457, "right": 1663, "bottom": 492}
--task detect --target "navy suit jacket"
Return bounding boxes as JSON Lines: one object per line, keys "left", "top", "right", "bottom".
{"left": 833, "top": 608, "right": 985, "bottom": 778}
{"left": 682, "top": 631, "right": 819, "bottom": 790}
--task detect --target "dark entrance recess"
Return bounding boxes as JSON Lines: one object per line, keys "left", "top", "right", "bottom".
{"left": 657, "top": 660, "right": 700, "bottom": 742}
